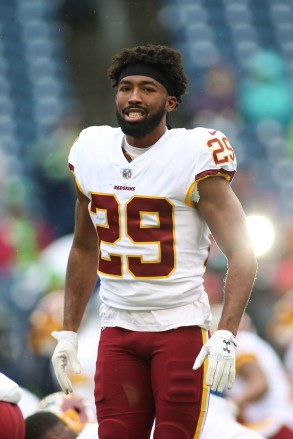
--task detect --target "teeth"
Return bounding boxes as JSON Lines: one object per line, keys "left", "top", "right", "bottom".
{"left": 128, "top": 112, "right": 142, "bottom": 118}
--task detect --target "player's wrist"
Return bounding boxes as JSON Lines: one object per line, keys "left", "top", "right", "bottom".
{"left": 51, "top": 330, "right": 78, "bottom": 341}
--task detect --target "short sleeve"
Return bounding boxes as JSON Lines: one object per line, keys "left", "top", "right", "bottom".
{"left": 68, "top": 134, "right": 81, "bottom": 177}
{"left": 194, "top": 128, "right": 237, "bottom": 184}
{"left": 68, "top": 130, "right": 89, "bottom": 197}
{"left": 186, "top": 128, "right": 237, "bottom": 206}
{"left": 68, "top": 125, "right": 114, "bottom": 199}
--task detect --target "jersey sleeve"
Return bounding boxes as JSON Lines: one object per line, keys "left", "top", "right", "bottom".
{"left": 194, "top": 128, "right": 237, "bottom": 184}
{"left": 235, "top": 332, "right": 259, "bottom": 371}
{"left": 68, "top": 127, "right": 100, "bottom": 198}
{"left": 187, "top": 128, "right": 237, "bottom": 205}
{"left": 68, "top": 135, "right": 80, "bottom": 176}
{"left": 68, "top": 132, "right": 88, "bottom": 196}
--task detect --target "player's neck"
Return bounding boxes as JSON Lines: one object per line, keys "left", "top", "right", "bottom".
{"left": 125, "top": 124, "right": 167, "bottom": 149}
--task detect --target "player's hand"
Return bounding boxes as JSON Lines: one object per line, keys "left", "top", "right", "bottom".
{"left": 193, "top": 330, "right": 237, "bottom": 392}
{"left": 51, "top": 330, "right": 81, "bottom": 395}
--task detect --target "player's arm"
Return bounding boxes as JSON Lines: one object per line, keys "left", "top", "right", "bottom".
{"left": 51, "top": 184, "right": 98, "bottom": 394}
{"left": 197, "top": 176, "right": 257, "bottom": 335}
{"left": 232, "top": 359, "right": 268, "bottom": 409}
{"left": 63, "top": 184, "right": 99, "bottom": 332}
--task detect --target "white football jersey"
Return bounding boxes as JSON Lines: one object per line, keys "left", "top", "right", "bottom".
{"left": 69, "top": 126, "right": 236, "bottom": 318}
{"left": 227, "top": 330, "right": 293, "bottom": 436}
{"left": 202, "top": 394, "right": 265, "bottom": 439}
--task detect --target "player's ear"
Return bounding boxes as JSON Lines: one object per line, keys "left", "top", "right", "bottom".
{"left": 166, "top": 96, "right": 177, "bottom": 112}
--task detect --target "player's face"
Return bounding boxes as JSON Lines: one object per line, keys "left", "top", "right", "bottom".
{"left": 115, "top": 75, "right": 169, "bottom": 138}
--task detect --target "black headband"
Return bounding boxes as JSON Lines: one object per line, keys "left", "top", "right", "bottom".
{"left": 118, "top": 63, "right": 174, "bottom": 95}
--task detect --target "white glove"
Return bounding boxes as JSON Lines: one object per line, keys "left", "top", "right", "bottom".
{"left": 193, "top": 330, "right": 237, "bottom": 393}
{"left": 0, "top": 373, "right": 22, "bottom": 403}
{"left": 51, "top": 330, "right": 81, "bottom": 395}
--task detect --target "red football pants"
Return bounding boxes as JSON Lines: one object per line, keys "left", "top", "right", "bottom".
{"left": 0, "top": 402, "right": 25, "bottom": 439}
{"left": 94, "top": 326, "right": 209, "bottom": 439}
{"left": 270, "top": 426, "right": 293, "bottom": 439}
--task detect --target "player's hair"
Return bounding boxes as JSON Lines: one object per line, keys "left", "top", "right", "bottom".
{"left": 25, "top": 411, "right": 76, "bottom": 439}
{"left": 108, "top": 44, "right": 188, "bottom": 106}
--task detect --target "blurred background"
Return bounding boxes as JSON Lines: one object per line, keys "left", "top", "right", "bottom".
{"left": 1, "top": 0, "right": 293, "bottom": 400}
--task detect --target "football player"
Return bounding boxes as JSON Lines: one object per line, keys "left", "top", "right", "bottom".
{"left": 51, "top": 44, "right": 257, "bottom": 439}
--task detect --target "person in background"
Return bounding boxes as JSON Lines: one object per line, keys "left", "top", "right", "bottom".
{"left": 37, "top": 391, "right": 97, "bottom": 435}
{"left": 51, "top": 43, "right": 257, "bottom": 439}
{"left": 18, "top": 386, "right": 40, "bottom": 419}
{"left": 25, "top": 411, "right": 77, "bottom": 439}
{"left": 226, "top": 312, "right": 293, "bottom": 438}
{"left": 25, "top": 392, "right": 98, "bottom": 439}
{"left": 27, "top": 288, "right": 100, "bottom": 403}
{"left": 201, "top": 392, "right": 265, "bottom": 439}
{"left": 0, "top": 372, "right": 25, "bottom": 439}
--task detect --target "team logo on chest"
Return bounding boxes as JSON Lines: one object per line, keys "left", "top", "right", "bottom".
{"left": 121, "top": 168, "right": 132, "bottom": 179}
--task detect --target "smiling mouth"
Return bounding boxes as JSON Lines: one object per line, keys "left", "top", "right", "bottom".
{"left": 128, "top": 111, "right": 143, "bottom": 119}
{"left": 123, "top": 109, "right": 146, "bottom": 122}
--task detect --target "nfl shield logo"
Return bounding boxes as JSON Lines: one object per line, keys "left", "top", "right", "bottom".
{"left": 122, "top": 168, "right": 132, "bottom": 179}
